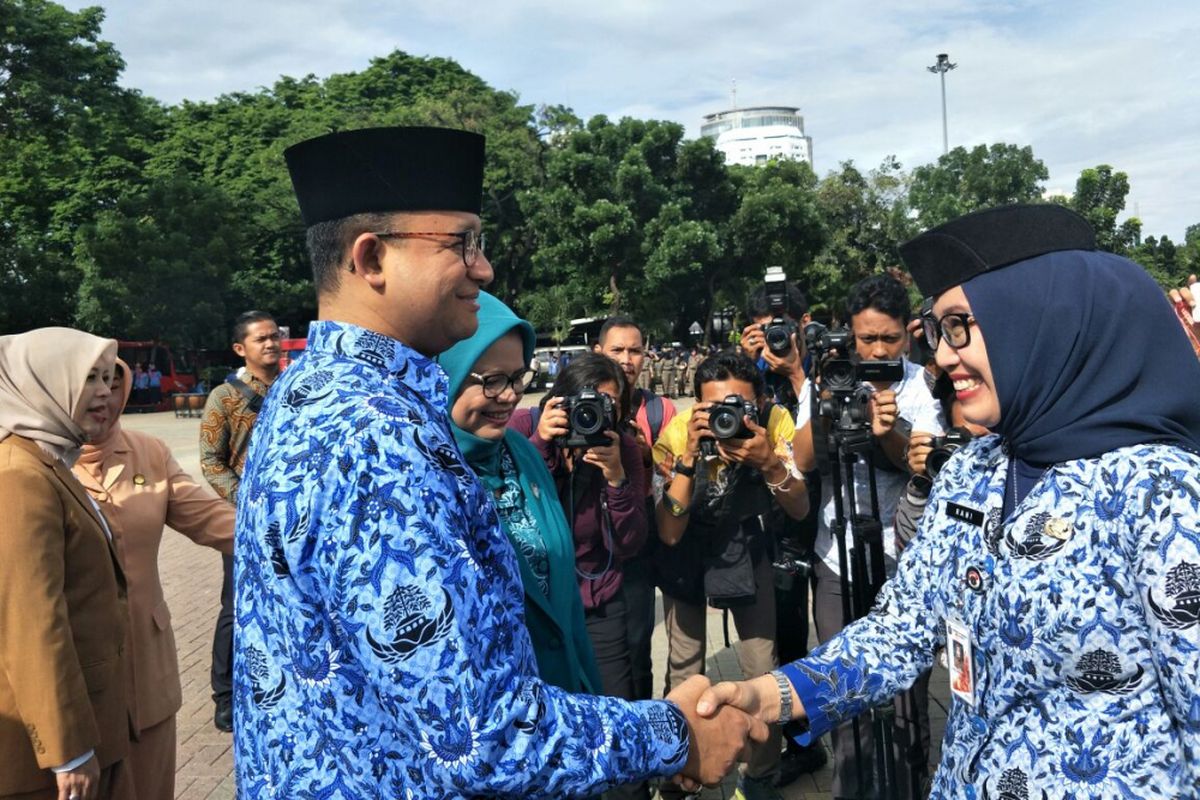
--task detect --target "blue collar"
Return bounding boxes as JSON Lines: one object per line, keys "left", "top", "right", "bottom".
{"left": 305, "top": 320, "right": 449, "bottom": 401}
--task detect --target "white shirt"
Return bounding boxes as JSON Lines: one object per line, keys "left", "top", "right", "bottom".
{"left": 811, "top": 359, "right": 945, "bottom": 577}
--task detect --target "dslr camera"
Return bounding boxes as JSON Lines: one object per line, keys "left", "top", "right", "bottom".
{"left": 559, "top": 388, "right": 616, "bottom": 448}
{"left": 760, "top": 266, "right": 798, "bottom": 357}
{"left": 925, "top": 427, "right": 973, "bottom": 477}
{"left": 700, "top": 394, "right": 759, "bottom": 457}
{"left": 772, "top": 539, "right": 814, "bottom": 592}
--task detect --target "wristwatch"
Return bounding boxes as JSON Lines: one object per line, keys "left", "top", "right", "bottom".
{"left": 673, "top": 457, "right": 696, "bottom": 477}
{"left": 770, "top": 669, "right": 793, "bottom": 724}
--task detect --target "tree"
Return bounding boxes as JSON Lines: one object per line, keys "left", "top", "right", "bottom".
{"left": 1066, "top": 165, "right": 1141, "bottom": 255}
{"left": 809, "top": 157, "right": 915, "bottom": 314}
{"left": 74, "top": 172, "right": 245, "bottom": 346}
{"left": 0, "top": 0, "right": 158, "bottom": 332}
{"left": 1130, "top": 235, "right": 1185, "bottom": 289}
{"left": 908, "top": 143, "right": 1048, "bottom": 230}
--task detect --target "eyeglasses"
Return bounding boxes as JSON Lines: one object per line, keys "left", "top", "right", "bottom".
{"left": 468, "top": 368, "right": 536, "bottom": 399}
{"left": 370, "top": 229, "right": 487, "bottom": 269}
{"left": 922, "top": 311, "right": 977, "bottom": 349}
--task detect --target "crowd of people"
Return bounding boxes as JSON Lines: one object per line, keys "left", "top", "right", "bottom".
{"left": 0, "top": 124, "right": 1197, "bottom": 800}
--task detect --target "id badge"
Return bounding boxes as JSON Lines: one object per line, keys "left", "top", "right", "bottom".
{"left": 946, "top": 617, "right": 977, "bottom": 707}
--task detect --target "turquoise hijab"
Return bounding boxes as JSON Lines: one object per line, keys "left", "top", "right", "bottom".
{"left": 438, "top": 292, "right": 600, "bottom": 694}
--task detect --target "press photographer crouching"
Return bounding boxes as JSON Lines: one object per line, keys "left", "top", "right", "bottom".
{"left": 652, "top": 350, "right": 809, "bottom": 799}
{"left": 509, "top": 352, "right": 651, "bottom": 800}
{"left": 803, "top": 274, "right": 946, "bottom": 800}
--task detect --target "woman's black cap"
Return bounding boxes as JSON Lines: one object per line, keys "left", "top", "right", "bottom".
{"left": 900, "top": 204, "right": 1097, "bottom": 297}
{"left": 284, "top": 126, "right": 485, "bottom": 226}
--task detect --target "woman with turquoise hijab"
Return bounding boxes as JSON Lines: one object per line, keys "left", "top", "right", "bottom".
{"left": 439, "top": 292, "right": 601, "bottom": 694}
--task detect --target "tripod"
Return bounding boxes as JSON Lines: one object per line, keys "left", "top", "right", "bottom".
{"left": 819, "top": 390, "right": 926, "bottom": 800}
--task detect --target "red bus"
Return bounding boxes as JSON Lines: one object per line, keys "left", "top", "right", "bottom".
{"left": 117, "top": 341, "right": 197, "bottom": 410}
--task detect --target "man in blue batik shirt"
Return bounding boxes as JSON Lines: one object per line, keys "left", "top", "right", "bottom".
{"left": 231, "top": 126, "right": 765, "bottom": 799}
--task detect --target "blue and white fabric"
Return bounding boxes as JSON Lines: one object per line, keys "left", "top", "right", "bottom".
{"left": 781, "top": 435, "right": 1200, "bottom": 799}
{"left": 232, "top": 321, "right": 689, "bottom": 799}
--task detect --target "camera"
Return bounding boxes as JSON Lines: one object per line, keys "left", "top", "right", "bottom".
{"left": 709, "top": 395, "right": 758, "bottom": 440}
{"left": 806, "top": 321, "right": 905, "bottom": 393}
{"left": 559, "top": 388, "right": 615, "bottom": 448}
{"left": 925, "top": 427, "right": 973, "bottom": 477}
{"left": 699, "top": 395, "right": 758, "bottom": 458}
{"left": 772, "top": 540, "right": 813, "bottom": 591}
{"left": 761, "top": 266, "right": 797, "bottom": 356}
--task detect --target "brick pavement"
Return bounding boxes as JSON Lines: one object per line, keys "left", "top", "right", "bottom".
{"left": 123, "top": 399, "right": 950, "bottom": 800}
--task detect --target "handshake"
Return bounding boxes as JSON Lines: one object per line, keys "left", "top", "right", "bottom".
{"left": 664, "top": 672, "right": 802, "bottom": 790}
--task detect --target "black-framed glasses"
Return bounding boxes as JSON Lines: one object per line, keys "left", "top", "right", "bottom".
{"left": 370, "top": 229, "right": 487, "bottom": 268}
{"left": 922, "top": 311, "right": 976, "bottom": 349}
{"left": 468, "top": 368, "right": 536, "bottom": 399}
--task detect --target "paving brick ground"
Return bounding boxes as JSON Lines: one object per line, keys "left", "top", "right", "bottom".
{"left": 123, "top": 396, "right": 950, "bottom": 800}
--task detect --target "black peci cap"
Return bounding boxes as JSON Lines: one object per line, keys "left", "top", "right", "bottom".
{"left": 283, "top": 126, "right": 486, "bottom": 226}
{"left": 900, "top": 204, "right": 1097, "bottom": 297}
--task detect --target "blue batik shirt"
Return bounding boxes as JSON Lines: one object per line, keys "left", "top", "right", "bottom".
{"left": 782, "top": 435, "right": 1200, "bottom": 799}
{"left": 232, "top": 321, "right": 689, "bottom": 799}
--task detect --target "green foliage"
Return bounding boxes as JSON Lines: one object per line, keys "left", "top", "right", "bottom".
{"left": 5, "top": 2, "right": 1195, "bottom": 344}
{"left": 808, "top": 157, "right": 915, "bottom": 314}
{"left": 909, "top": 143, "right": 1048, "bottom": 229}
{"left": 1065, "top": 165, "right": 1141, "bottom": 255}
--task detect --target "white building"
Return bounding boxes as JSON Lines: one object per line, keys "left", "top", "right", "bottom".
{"left": 700, "top": 106, "right": 814, "bottom": 168}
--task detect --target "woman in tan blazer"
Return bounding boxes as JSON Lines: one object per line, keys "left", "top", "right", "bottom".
{"left": 73, "top": 360, "right": 235, "bottom": 800}
{"left": 0, "top": 328, "right": 131, "bottom": 800}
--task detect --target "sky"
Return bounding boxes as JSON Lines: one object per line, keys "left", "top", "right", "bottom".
{"left": 64, "top": 0, "right": 1200, "bottom": 241}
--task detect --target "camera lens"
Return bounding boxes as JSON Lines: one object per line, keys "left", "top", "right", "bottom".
{"left": 710, "top": 407, "right": 739, "bottom": 439}
{"left": 572, "top": 405, "right": 601, "bottom": 434}
{"left": 765, "top": 326, "right": 791, "bottom": 354}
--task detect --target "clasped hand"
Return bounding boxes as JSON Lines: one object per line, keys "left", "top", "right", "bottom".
{"left": 664, "top": 675, "right": 770, "bottom": 787}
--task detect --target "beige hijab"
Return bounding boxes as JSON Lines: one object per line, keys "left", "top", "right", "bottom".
{"left": 0, "top": 328, "right": 118, "bottom": 459}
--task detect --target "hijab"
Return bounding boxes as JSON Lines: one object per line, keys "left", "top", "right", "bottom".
{"left": 963, "top": 248, "right": 1200, "bottom": 465}
{"left": 76, "top": 357, "right": 133, "bottom": 483}
{"left": 0, "top": 328, "right": 117, "bottom": 461}
{"left": 438, "top": 294, "right": 602, "bottom": 693}
{"left": 438, "top": 292, "right": 538, "bottom": 488}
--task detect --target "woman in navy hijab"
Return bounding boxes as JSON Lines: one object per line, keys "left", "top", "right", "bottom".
{"left": 689, "top": 205, "right": 1200, "bottom": 799}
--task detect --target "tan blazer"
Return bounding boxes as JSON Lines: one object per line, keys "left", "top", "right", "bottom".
{"left": 73, "top": 429, "right": 234, "bottom": 733}
{"left": 0, "top": 436, "right": 130, "bottom": 795}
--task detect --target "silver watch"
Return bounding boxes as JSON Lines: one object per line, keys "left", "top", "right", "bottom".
{"left": 770, "top": 669, "right": 793, "bottom": 724}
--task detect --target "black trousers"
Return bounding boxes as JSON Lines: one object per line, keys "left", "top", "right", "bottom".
{"left": 211, "top": 553, "right": 235, "bottom": 703}
{"left": 586, "top": 589, "right": 649, "bottom": 800}
{"left": 813, "top": 559, "right": 930, "bottom": 799}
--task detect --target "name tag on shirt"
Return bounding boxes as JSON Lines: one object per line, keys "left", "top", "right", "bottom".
{"left": 946, "top": 501, "right": 985, "bottom": 528}
{"left": 946, "top": 617, "right": 977, "bottom": 707}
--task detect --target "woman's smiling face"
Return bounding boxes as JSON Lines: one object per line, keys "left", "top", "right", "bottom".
{"left": 933, "top": 286, "right": 1001, "bottom": 428}
{"left": 451, "top": 331, "right": 527, "bottom": 440}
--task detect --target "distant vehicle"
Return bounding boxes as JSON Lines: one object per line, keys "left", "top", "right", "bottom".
{"left": 117, "top": 340, "right": 196, "bottom": 411}
{"left": 530, "top": 344, "right": 590, "bottom": 391}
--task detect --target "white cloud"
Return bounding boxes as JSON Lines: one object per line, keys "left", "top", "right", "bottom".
{"left": 63, "top": 0, "right": 1200, "bottom": 239}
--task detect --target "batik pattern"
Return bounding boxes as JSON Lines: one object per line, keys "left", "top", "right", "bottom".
{"left": 232, "top": 321, "right": 689, "bottom": 799}
{"left": 781, "top": 435, "right": 1200, "bottom": 799}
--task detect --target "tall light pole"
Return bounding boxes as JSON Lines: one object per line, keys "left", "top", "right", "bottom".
{"left": 927, "top": 53, "right": 957, "bottom": 155}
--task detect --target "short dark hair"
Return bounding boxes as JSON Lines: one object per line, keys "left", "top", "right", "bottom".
{"left": 746, "top": 282, "right": 809, "bottom": 320}
{"left": 547, "top": 351, "right": 629, "bottom": 421}
{"left": 845, "top": 274, "right": 911, "bottom": 324}
{"left": 305, "top": 211, "right": 394, "bottom": 295}
{"left": 233, "top": 310, "right": 276, "bottom": 344}
{"left": 597, "top": 315, "right": 645, "bottom": 346}
{"left": 693, "top": 349, "right": 765, "bottom": 399}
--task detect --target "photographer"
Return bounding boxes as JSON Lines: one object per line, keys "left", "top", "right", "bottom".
{"left": 594, "top": 316, "right": 676, "bottom": 704}
{"left": 740, "top": 275, "right": 828, "bottom": 782}
{"left": 807, "top": 273, "right": 945, "bottom": 800}
{"left": 652, "top": 350, "right": 809, "bottom": 799}
{"left": 509, "top": 352, "right": 650, "bottom": 800}
{"left": 739, "top": 276, "right": 813, "bottom": 423}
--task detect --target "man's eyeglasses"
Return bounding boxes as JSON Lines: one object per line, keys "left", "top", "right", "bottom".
{"left": 922, "top": 311, "right": 976, "bottom": 349}
{"left": 370, "top": 229, "right": 487, "bottom": 269}
{"left": 468, "top": 368, "right": 536, "bottom": 399}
